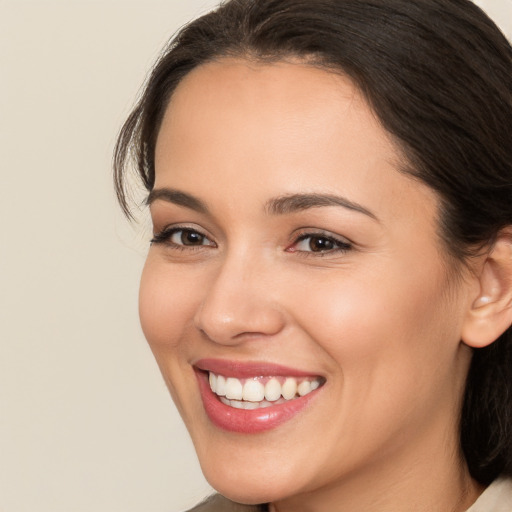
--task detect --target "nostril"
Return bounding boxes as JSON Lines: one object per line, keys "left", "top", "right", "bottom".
{"left": 192, "top": 261, "right": 287, "bottom": 344}
{"left": 194, "top": 298, "right": 285, "bottom": 345}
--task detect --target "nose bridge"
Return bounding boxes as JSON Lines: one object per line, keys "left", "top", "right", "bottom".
{"left": 194, "top": 248, "right": 285, "bottom": 344}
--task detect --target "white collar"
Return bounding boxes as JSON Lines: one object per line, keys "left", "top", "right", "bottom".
{"left": 466, "top": 477, "right": 512, "bottom": 512}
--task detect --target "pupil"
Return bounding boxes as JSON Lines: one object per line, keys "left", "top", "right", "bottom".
{"left": 311, "top": 236, "right": 334, "bottom": 252}
{"left": 182, "top": 231, "right": 203, "bottom": 245}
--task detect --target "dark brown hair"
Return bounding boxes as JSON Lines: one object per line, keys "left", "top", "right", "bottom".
{"left": 114, "top": 0, "right": 512, "bottom": 485}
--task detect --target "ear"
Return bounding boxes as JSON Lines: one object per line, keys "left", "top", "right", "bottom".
{"left": 461, "top": 229, "right": 512, "bottom": 348}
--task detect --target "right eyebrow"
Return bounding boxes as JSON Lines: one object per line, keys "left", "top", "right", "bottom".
{"left": 265, "top": 193, "right": 379, "bottom": 222}
{"left": 146, "top": 188, "right": 209, "bottom": 214}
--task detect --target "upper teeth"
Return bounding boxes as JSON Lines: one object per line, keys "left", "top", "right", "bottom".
{"left": 208, "top": 372, "right": 322, "bottom": 403}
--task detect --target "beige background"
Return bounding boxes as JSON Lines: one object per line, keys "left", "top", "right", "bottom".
{"left": 1, "top": 1, "right": 510, "bottom": 511}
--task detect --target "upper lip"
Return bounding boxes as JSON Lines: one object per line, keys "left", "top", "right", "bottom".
{"left": 194, "top": 358, "right": 322, "bottom": 379}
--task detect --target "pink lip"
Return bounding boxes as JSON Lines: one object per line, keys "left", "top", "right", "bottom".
{"left": 194, "top": 358, "right": 320, "bottom": 379}
{"left": 194, "top": 360, "right": 323, "bottom": 434}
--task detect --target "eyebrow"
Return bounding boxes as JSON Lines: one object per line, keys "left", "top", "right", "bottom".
{"left": 146, "top": 188, "right": 208, "bottom": 213}
{"left": 146, "top": 188, "right": 378, "bottom": 221}
{"left": 265, "top": 193, "right": 379, "bottom": 221}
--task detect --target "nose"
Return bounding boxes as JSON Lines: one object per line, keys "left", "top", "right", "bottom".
{"left": 193, "top": 253, "right": 286, "bottom": 345}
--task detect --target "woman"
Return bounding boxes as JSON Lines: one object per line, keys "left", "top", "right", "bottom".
{"left": 114, "top": 0, "right": 512, "bottom": 510}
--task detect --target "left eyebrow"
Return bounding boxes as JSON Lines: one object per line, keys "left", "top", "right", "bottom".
{"left": 145, "top": 188, "right": 209, "bottom": 214}
{"left": 265, "top": 193, "right": 379, "bottom": 221}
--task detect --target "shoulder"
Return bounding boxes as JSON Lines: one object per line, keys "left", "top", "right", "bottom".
{"left": 186, "top": 494, "right": 266, "bottom": 512}
{"left": 466, "top": 477, "right": 512, "bottom": 512}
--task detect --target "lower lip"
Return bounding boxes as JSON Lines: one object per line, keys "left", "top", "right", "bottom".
{"left": 195, "top": 370, "right": 321, "bottom": 433}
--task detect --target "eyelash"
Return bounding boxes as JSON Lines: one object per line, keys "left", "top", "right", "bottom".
{"left": 150, "top": 226, "right": 215, "bottom": 250}
{"left": 150, "top": 226, "right": 352, "bottom": 255}
{"left": 290, "top": 231, "right": 352, "bottom": 256}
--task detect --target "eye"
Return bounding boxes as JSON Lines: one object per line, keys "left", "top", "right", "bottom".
{"left": 289, "top": 232, "right": 352, "bottom": 254}
{"left": 170, "top": 229, "right": 210, "bottom": 246}
{"left": 151, "top": 227, "right": 215, "bottom": 248}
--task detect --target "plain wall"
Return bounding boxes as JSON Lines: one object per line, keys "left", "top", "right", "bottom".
{"left": 1, "top": 1, "right": 510, "bottom": 511}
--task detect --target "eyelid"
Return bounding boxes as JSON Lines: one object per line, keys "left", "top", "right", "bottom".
{"left": 150, "top": 224, "right": 216, "bottom": 247}
{"left": 287, "top": 228, "right": 353, "bottom": 254}
{"left": 291, "top": 227, "right": 352, "bottom": 244}
{"left": 150, "top": 223, "right": 352, "bottom": 255}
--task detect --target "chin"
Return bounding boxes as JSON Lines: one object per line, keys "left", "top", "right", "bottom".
{"left": 195, "top": 440, "right": 314, "bottom": 505}
{"left": 204, "top": 469, "right": 290, "bottom": 505}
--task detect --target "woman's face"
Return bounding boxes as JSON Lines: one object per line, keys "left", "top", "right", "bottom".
{"left": 140, "top": 59, "right": 474, "bottom": 505}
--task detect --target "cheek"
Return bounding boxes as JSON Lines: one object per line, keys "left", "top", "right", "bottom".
{"left": 292, "top": 259, "right": 459, "bottom": 388}
{"left": 138, "top": 257, "right": 199, "bottom": 353}
{"left": 285, "top": 263, "right": 464, "bottom": 467}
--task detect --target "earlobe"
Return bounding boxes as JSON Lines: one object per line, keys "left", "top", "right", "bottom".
{"left": 461, "top": 229, "right": 512, "bottom": 349}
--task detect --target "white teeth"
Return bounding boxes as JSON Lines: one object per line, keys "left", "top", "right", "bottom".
{"left": 264, "top": 378, "right": 282, "bottom": 402}
{"left": 243, "top": 401, "right": 260, "bottom": 410}
{"left": 209, "top": 372, "right": 323, "bottom": 408}
{"left": 215, "top": 375, "right": 226, "bottom": 396}
{"left": 221, "top": 398, "right": 275, "bottom": 410}
{"left": 225, "top": 377, "right": 243, "bottom": 400}
{"left": 230, "top": 399, "right": 245, "bottom": 409}
{"left": 216, "top": 375, "right": 227, "bottom": 396}
{"left": 281, "top": 377, "right": 297, "bottom": 400}
{"left": 297, "top": 380, "right": 312, "bottom": 397}
{"left": 243, "top": 379, "right": 265, "bottom": 402}
{"left": 209, "top": 372, "right": 217, "bottom": 392}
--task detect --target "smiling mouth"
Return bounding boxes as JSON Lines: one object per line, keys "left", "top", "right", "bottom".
{"left": 208, "top": 372, "right": 325, "bottom": 410}
{"left": 193, "top": 360, "right": 326, "bottom": 432}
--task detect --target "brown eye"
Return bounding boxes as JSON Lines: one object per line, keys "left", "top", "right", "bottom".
{"left": 308, "top": 236, "right": 335, "bottom": 252}
{"left": 292, "top": 233, "right": 352, "bottom": 254}
{"left": 177, "top": 230, "right": 206, "bottom": 246}
{"left": 150, "top": 227, "right": 215, "bottom": 247}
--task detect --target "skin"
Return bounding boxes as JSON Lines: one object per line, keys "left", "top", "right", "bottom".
{"left": 140, "top": 59, "right": 484, "bottom": 511}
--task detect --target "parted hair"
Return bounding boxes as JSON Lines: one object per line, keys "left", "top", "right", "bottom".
{"left": 114, "top": 0, "right": 512, "bottom": 485}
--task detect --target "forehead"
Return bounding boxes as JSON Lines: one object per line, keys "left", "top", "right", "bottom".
{"left": 157, "top": 58, "right": 389, "bottom": 156}
{"left": 154, "top": 58, "right": 437, "bottom": 226}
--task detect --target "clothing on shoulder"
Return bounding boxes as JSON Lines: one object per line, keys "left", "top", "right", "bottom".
{"left": 187, "top": 477, "right": 512, "bottom": 512}
{"left": 187, "top": 494, "right": 267, "bottom": 512}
